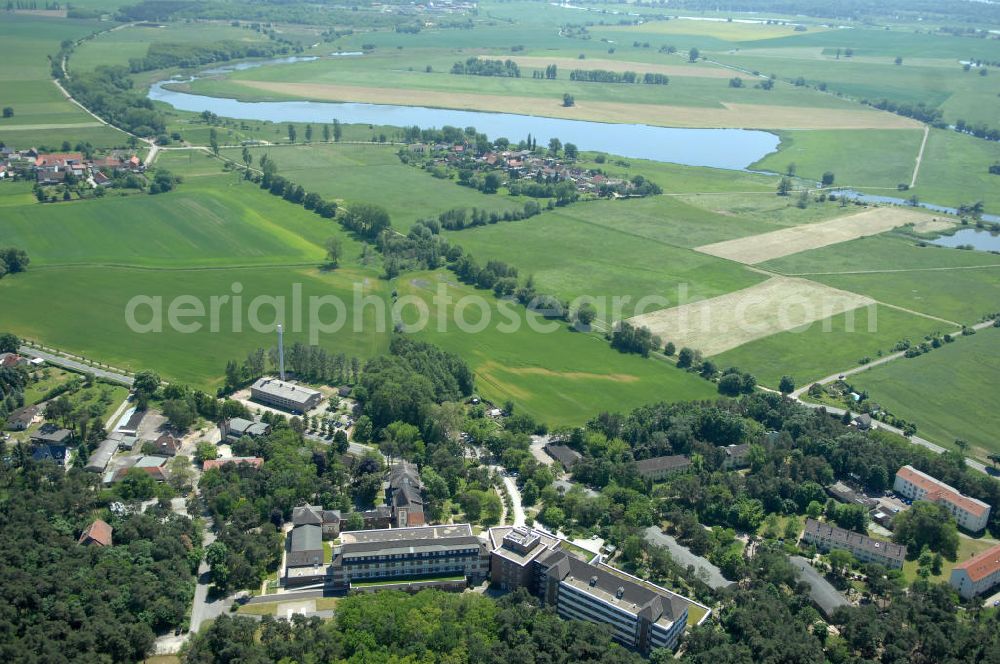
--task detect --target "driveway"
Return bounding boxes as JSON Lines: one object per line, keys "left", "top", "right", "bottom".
{"left": 529, "top": 435, "right": 556, "bottom": 467}
{"left": 501, "top": 474, "right": 526, "bottom": 527}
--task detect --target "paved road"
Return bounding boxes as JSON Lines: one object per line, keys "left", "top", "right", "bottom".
{"left": 19, "top": 346, "right": 134, "bottom": 386}
{"left": 501, "top": 474, "right": 526, "bottom": 527}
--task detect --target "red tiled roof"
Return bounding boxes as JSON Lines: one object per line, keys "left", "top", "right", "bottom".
{"left": 203, "top": 456, "right": 263, "bottom": 471}
{"left": 35, "top": 152, "right": 84, "bottom": 167}
{"left": 79, "top": 519, "right": 113, "bottom": 547}
{"left": 896, "top": 466, "right": 990, "bottom": 518}
{"left": 954, "top": 543, "right": 1000, "bottom": 582}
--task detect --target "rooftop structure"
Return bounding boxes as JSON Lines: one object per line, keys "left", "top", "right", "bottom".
{"left": 78, "top": 519, "right": 113, "bottom": 547}
{"left": 722, "top": 443, "right": 751, "bottom": 469}
{"left": 635, "top": 455, "right": 692, "bottom": 481}
{"left": 202, "top": 456, "right": 264, "bottom": 471}
{"left": 950, "top": 543, "right": 1000, "bottom": 599}
{"left": 292, "top": 504, "right": 343, "bottom": 538}
{"left": 801, "top": 518, "right": 906, "bottom": 569}
{"left": 287, "top": 523, "right": 324, "bottom": 568}
{"left": 250, "top": 377, "right": 323, "bottom": 413}
{"left": 31, "top": 424, "right": 72, "bottom": 445}
{"left": 223, "top": 417, "right": 271, "bottom": 440}
{"left": 84, "top": 437, "right": 120, "bottom": 473}
{"left": 387, "top": 461, "right": 425, "bottom": 527}
{"left": 893, "top": 466, "right": 991, "bottom": 532}
{"left": 544, "top": 444, "right": 582, "bottom": 470}
{"left": 789, "top": 556, "right": 850, "bottom": 619}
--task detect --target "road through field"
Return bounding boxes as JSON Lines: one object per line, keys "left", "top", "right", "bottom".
{"left": 911, "top": 125, "right": 930, "bottom": 189}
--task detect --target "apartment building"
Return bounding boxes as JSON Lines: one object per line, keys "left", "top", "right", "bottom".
{"left": 893, "top": 466, "right": 991, "bottom": 533}
{"left": 801, "top": 518, "right": 907, "bottom": 569}
{"left": 634, "top": 455, "right": 692, "bottom": 482}
{"left": 949, "top": 543, "right": 1000, "bottom": 600}
{"left": 488, "top": 526, "right": 699, "bottom": 654}
{"left": 329, "top": 524, "right": 489, "bottom": 589}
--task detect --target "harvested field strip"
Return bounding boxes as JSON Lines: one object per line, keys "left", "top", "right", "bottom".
{"left": 507, "top": 56, "right": 734, "bottom": 79}
{"left": 627, "top": 277, "right": 875, "bottom": 356}
{"left": 237, "top": 81, "right": 920, "bottom": 130}
{"left": 695, "top": 207, "right": 931, "bottom": 264}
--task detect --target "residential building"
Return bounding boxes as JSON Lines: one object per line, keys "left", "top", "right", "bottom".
{"left": 30, "top": 424, "right": 72, "bottom": 446}
{"left": 488, "top": 526, "right": 699, "bottom": 654}
{"left": 84, "top": 437, "right": 120, "bottom": 473}
{"left": 801, "top": 518, "right": 906, "bottom": 569}
{"left": 104, "top": 455, "right": 168, "bottom": 484}
{"left": 721, "top": 443, "right": 751, "bottom": 470}
{"left": 78, "top": 519, "right": 113, "bottom": 547}
{"left": 893, "top": 465, "right": 991, "bottom": 532}
{"left": 387, "top": 461, "right": 425, "bottom": 527}
{"left": 854, "top": 414, "right": 873, "bottom": 431}
{"left": 634, "top": 455, "right": 691, "bottom": 482}
{"left": 202, "top": 456, "right": 264, "bottom": 471}
{"left": 6, "top": 405, "right": 39, "bottom": 431}
{"left": 150, "top": 433, "right": 180, "bottom": 457}
{"left": 292, "top": 504, "right": 343, "bottom": 539}
{"left": 545, "top": 444, "right": 582, "bottom": 471}
{"left": 250, "top": 377, "right": 323, "bottom": 413}
{"left": 32, "top": 443, "right": 67, "bottom": 464}
{"left": 949, "top": 543, "right": 1000, "bottom": 599}
{"left": 0, "top": 352, "right": 29, "bottom": 368}
{"left": 221, "top": 417, "right": 271, "bottom": 441}
{"left": 328, "top": 524, "right": 489, "bottom": 589}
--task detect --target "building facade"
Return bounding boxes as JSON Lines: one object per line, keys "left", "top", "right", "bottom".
{"left": 634, "top": 455, "right": 692, "bottom": 482}
{"left": 801, "top": 518, "right": 906, "bottom": 569}
{"left": 949, "top": 543, "right": 1000, "bottom": 599}
{"left": 893, "top": 466, "right": 991, "bottom": 532}
{"left": 250, "top": 377, "right": 323, "bottom": 413}
{"left": 488, "top": 526, "right": 696, "bottom": 655}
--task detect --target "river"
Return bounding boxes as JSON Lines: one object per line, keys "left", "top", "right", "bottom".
{"left": 148, "top": 59, "right": 779, "bottom": 170}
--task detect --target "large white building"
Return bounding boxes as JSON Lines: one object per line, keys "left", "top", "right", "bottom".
{"left": 250, "top": 377, "right": 323, "bottom": 413}
{"left": 893, "top": 466, "right": 991, "bottom": 533}
{"left": 949, "top": 543, "right": 1000, "bottom": 600}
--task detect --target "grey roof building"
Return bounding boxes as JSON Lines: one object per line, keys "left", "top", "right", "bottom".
{"left": 635, "top": 455, "right": 692, "bottom": 481}
{"left": 287, "top": 523, "right": 324, "bottom": 568}
{"left": 544, "top": 444, "right": 582, "bottom": 470}
{"left": 387, "top": 461, "right": 425, "bottom": 527}
{"left": 801, "top": 518, "right": 906, "bottom": 569}
{"left": 84, "top": 437, "right": 120, "bottom": 473}
{"left": 223, "top": 417, "right": 271, "bottom": 440}
{"left": 250, "top": 378, "right": 323, "bottom": 413}
{"left": 31, "top": 424, "right": 72, "bottom": 445}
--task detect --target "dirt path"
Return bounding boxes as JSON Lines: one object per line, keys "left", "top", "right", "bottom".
{"left": 911, "top": 125, "right": 930, "bottom": 189}
{"left": 782, "top": 263, "right": 1000, "bottom": 276}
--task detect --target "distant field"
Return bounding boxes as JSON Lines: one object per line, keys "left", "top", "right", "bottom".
{"left": 695, "top": 207, "right": 932, "bottom": 264}
{"left": 221, "top": 143, "right": 524, "bottom": 230}
{"left": 713, "top": 304, "right": 943, "bottom": 388}
{"left": 750, "top": 128, "right": 923, "bottom": 189}
{"left": 0, "top": 15, "right": 128, "bottom": 148}
{"left": 851, "top": 328, "right": 1000, "bottom": 456}
{"left": 628, "top": 277, "right": 875, "bottom": 356}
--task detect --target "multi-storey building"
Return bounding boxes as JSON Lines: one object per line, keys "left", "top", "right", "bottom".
{"left": 488, "top": 526, "right": 699, "bottom": 654}
{"left": 250, "top": 377, "right": 323, "bottom": 413}
{"left": 949, "top": 543, "right": 1000, "bottom": 600}
{"left": 893, "top": 466, "right": 992, "bottom": 532}
{"left": 329, "top": 524, "right": 489, "bottom": 589}
{"left": 801, "top": 518, "right": 907, "bottom": 569}
{"left": 634, "top": 455, "right": 692, "bottom": 482}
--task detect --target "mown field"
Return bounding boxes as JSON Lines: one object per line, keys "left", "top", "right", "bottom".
{"left": 851, "top": 328, "right": 1000, "bottom": 456}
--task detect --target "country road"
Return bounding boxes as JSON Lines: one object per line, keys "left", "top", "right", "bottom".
{"left": 19, "top": 346, "right": 134, "bottom": 386}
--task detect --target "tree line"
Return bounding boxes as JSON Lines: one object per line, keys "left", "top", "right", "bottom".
{"left": 127, "top": 40, "right": 289, "bottom": 73}
{"left": 569, "top": 69, "right": 669, "bottom": 85}
{"left": 451, "top": 57, "right": 521, "bottom": 77}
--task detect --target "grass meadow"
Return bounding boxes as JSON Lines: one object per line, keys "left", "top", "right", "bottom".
{"left": 713, "top": 304, "right": 944, "bottom": 389}
{"left": 851, "top": 328, "right": 1000, "bottom": 456}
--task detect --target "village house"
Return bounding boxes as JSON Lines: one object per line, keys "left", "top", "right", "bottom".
{"left": 5, "top": 405, "right": 39, "bottom": 431}
{"left": 78, "top": 519, "right": 113, "bottom": 547}
{"left": 202, "top": 456, "right": 264, "bottom": 471}
{"left": 544, "top": 443, "right": 582, "bottom": 471}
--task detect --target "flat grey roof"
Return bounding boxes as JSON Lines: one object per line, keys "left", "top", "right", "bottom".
{"left": 252, "top": 378, "right": 322, "bottom": 404}
{"left": 290, "top": 524, "right": 322, "bottom": 552}
{"left": 341, "top": 523, "right": 473, "bottom": 545}
{"left": 84, "top": 438, "right": 120, "bottom": 471}
{"left": 635, "top": 455, "right": 691, "bottom": 475}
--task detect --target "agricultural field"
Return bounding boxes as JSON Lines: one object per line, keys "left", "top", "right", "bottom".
{"left": 0, "top": 14, "right": 128, "bottom": 149}
{"left": 851, "top": 328, "right": 1000, "bottom": 456}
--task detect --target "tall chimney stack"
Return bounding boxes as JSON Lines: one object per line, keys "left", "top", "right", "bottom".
{"left": 277, "top": 324, "right": 285, "bottom": 380}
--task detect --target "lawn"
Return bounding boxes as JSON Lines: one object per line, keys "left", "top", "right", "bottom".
{"left": 851, "top": 327, "right": 1000, "bottom": 456}
{"left": 23, "top": 367, "right": 75, "bottom": 404}
{"left": 900, "top": 534, "right": 1000, "bottom": 585}
{"left": 713, "top": 304, "right": 943, "bottom": 389}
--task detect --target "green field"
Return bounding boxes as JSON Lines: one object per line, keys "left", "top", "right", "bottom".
{"left": 0, "top": 15, "right": 128, "bottom": 149}
{"left": 851, "top": 328, "right": 1000, "bottom": 455}
{"left": 712, "top": 304, "right": 943, "bottom": 388}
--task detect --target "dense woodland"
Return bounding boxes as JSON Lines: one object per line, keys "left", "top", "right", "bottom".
{"left": 0, "top": 464, "right": 198, "bottom": 663}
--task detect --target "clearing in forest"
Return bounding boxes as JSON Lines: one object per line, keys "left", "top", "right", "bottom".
{"left": 627, "top": 277, "right": 875, "bottom": 356}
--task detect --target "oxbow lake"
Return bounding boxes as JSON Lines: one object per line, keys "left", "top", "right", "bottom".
{"left": 148, "top": 58, "right": 780, "bottom": 170}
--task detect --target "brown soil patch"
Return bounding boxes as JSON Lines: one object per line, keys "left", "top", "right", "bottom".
{"left": 509, "top": 56, "right": 733, "bottom": 79}
{"left": 695, "top": 207, "right": 931, "bottom": 264}
{"left": 240, "top": 81, "right": 920, "bottom": 130}
{"left": 479, "top": 360, "right": 639, "bottom": 383}
{"left": 627, "top": 277, "right": 875, "bottom": 356}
